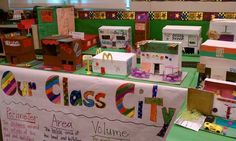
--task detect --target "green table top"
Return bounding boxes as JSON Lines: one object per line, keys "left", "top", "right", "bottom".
{"left": 74, "top": 66, "right": 198, "bottom": 88}
{"left": 167, "top": 124, "right": 234, "bottom": 141}
{"left": 182, "top": 55, "right": 200, "bottom": 63}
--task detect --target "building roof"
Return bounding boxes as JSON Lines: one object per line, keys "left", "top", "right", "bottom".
{"left": 162, "top": 25, "right": 201, "bottom": 35}
{"left": 99, "top": 26, "right": 131, "bottom": 30}
{"left": 93, "top": 51, "right": 135, "bottom": 61}
{"left": 140, "top": 41, "right": 180, "bottom": 54}
{"left": 200, "top": 40, "right": 236, "bottom": 60}
{"left": 211, "top": 19, "right": 236, "bottom": 24}
{"left": 202, "top": 40, "right": 236, "bottom": 49}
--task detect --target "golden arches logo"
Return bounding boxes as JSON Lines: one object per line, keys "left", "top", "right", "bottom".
{"left": 102, "top": 53, "right": 113, "bottom": 60}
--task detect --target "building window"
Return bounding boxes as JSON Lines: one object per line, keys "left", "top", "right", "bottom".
{"left": 216, "top": 48, "right": 224, "bottom": 58}
{"left": 172, "top": 34, "right": 184, "bottom": 41}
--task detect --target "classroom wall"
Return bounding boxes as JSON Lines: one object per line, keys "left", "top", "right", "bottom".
{"left": 2, "top": 0, "right": 236, "bottom": 12}
{"left": 0, "top": 0, "right": 9, "bottom": 11}
{"left": 131, "top": 1, "right": 236, "bottom": 12}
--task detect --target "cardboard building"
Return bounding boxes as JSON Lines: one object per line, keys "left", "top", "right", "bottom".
{"left": 42, "top": 35, "right": 82, "bottom": 71}
{"left": 203, "top": 78, "right": 236, "bottom": 120}
{"left": 3, "top": 36, "right": 35, "bottom": 64}
{"left": 162, "top": 25, "right": 202, "bottom": 54}
{"left": 98, "top": 26, "right": 132, "bottom": 48}
{"left": 139, "top": 40, "right": 182, "bottom": 77}
{"left": 199, "top": 40, "right": 236, "bottom": 82}
{"left": 209, "top": 19, "right": 236, "bottom": 42}
{"left": 92, "top": 51, "right": 136, "bottom": 75}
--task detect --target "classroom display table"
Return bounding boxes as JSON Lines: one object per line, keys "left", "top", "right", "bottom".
{"left": 0, "top": 59, "right": 231, "bottom": 141}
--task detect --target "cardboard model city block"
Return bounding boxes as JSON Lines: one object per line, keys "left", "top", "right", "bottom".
{"left": 92, "top": 51, "right": 136, "bottom": 75}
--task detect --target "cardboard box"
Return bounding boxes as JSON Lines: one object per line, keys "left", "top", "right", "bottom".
{"left": 140, "top": 40, "right": 182, "bottom": 75}
{"left": 162, "top": 25, "right": 202, "bottom": 54}
{"left": 81, "top": 34, "right": 98, "bottom": 51}
{"left": 3, "top": 36, "right": 35, "bottom": 64}
{"left": 42, "top": 36, "right": 82, "bottom": 71}
{"left": 203, "top": 78, "right": 236, "bottom": 120}
{"left": 92, "top": 51, "right": 136, "bottom": 75}
{"left": 98, "top": 26, "right": 132, "bottom": 48}
{"left": 200, "top": 40, "right": 236, "bottom": 81}
{"left": 209, "top": 19, "right": 236, "bottom": 42}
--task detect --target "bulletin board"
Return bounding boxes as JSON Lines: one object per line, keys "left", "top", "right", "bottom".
{"left": 37, "top": 7, "right": 58, "bottom": 40}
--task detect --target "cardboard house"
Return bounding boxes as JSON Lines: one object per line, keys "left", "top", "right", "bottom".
{"left": 203, "top": 78, "right": 236, "bottom": 120}
{"left": 42, "top": 35, "right": 82, "bottom": 71}
{"left": 92, "top": 51, "right": 136, "bottom": 75}
{"left": 162, "top": 25, "right": 202, "bottom": 54}
{"left": 81, "top": 34, "right": 99, "bottom": 51}
{"left": 98, "top": 26, "right": 132, "bottom": 48}
{"left": 139, "top": 40, "right": 182, "bottom": 81}
{"left": 3, "top": 36, "right": 35, "bottom": 64}
{"left": 209, "top": 19, "right": 236, "bottom": 42}
{"left": 199, "top": 40, "right": 236, "bottom": 82}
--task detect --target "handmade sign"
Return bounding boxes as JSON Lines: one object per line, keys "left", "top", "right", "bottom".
{"left": 0, "top": 65, "right": 186, "bottom": 141}
{"left": 56, "top": 7, "right": 75, "bottom": 36}
{"left": 41, "top": 9, "right": 53, "bottom": 23}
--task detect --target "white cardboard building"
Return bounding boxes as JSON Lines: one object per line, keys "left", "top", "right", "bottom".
{"left": 98, "top": 26, "right": 132, "bottom": 48}
{"left": 162, "top": 25, "right": 202, "bottom": 54}
{"left": 92, "top": 51, "right": 136, "bottom": 75}
{"left": 209, "top": 19, "right": 236, "bottom": 42}
{"left": 200, "top": 40, "right": 236, "bottom": 81}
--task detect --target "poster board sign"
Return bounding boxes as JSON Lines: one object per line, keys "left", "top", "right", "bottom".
{"left": 0, "top": 65, "right": 186, "bottom": 141}
{"left": 57, "top": 7, "right": 75, "bottom": 36}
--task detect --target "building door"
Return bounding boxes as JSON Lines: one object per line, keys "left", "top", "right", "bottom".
{"left": 226, "top": 71, "right": 236, "bottom": 82}
{"left": 112, "top": 41, "right": 116, "bottom": 47}
{"left": 10, "top": 56, "right": 17, "bottom": 64}
{"left": 154, "top": 63, "right": 160, "bottom": 74}
{"left": 205, "top": 67, "right": 211, "bottom": 78}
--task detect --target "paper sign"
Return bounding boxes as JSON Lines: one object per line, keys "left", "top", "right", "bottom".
{"left": 187, "top": 88, "right": 214, "bottom": 116}
{"left": 57, "top": 7, "right": 75, "bottom": 35}
{"left": 70, "top": 32, "right": 85, "bottom": 39}
{"left": 175, "top": 111, "right": 206, "bottom": 132}
{"left": 13, "top": 10, "right": 23, "bottom": 20}
{"left": 0, "top": 65, "right": 186, "bottom": 141}
{"left": 41, "top": 10, "right": 53, "bottom": 23}
{"left": 141, "top": 62, "right": 152, "bottom": 73}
